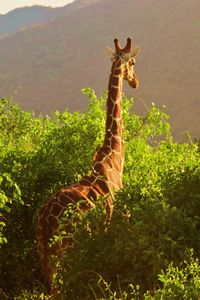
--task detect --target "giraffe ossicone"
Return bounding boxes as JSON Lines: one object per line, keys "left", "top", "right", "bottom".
{"left": 35, "top": 37, "right": 140, "bottom": 295}
{"left": 106, "top": 44, "right": 140, "bottom": 62}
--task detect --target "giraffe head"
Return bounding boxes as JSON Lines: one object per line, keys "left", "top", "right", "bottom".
{"left": 106, "top": 37, "right": 140, "bottom": 89}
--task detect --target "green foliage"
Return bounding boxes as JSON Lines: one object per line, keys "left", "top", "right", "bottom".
{"left": 0, "top": 89, "right": 200, "bottom": 299}
{"left": 13, "top": 290, "right": 51, "bottom": 300}
{"left": 0, "top": 172, "right": 22, "bottom": 245}
{"left": 144, "top": 250, "right": 200, "bottom": 300}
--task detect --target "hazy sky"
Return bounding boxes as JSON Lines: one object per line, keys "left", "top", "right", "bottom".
{"left": 0, "top": 0, "right": 75, "bottom": 14}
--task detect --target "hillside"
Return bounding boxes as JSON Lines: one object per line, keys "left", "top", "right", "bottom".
{"left": 0, "top": 0, "right": 199, "bottom": 140}
{"left": 0, "top": 6, "right": 60, "bottom": 37}
{"left": 0, "top": 1, "right": 100, "bottom": 37}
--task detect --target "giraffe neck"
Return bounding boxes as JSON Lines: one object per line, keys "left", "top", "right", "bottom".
{"left": 105, "top": 57, "right": 124, "bottom": 146}
{"left": 92, "top": 57, "right": 124, "bottom": 191}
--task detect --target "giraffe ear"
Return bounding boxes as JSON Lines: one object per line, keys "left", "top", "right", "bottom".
{"left": 131, "top": 47, "right": 140, "bottom": 58}
{"left": 124, "top": 47, "right": 140, "bottom": 61}
{"left": 105, "top": 47, "right": 115, "bottom": 60}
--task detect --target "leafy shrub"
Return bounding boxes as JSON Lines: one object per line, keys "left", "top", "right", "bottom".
{"left": 0, "top": 89, "right": 200, "bottom": 299}
{"left": 145, "top": 250, "right": 200, "bottom": 300}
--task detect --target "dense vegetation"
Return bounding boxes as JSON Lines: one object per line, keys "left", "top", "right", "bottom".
{"left": 0, "top": 88, "right": 200, "bottom": 299}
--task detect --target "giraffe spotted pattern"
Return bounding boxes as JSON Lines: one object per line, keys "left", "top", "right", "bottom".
{"left": 35, "top": 37, "right": 140, "bottom": 293}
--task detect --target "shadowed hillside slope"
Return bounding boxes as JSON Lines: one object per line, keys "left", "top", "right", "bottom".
{"left": 0, "top": 0, "right": 199, "bottom": 140}
{"left": 0, "top": 6, "right": 62, "bottom": 37}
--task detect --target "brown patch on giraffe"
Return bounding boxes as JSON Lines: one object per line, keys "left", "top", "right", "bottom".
{"left": 38, "top": 243, "right": 44, "bottom": 253}
{"left": 88, "top": 188, "right": 98, "bottom": 201}
{"left": 61, "top": 236, "right": 73, "bottom": 248}
{"left": 77, "top": 198, "right": 91, "bottom": 211}
{"left": 72, "top": 183, "right": 85, "bottom": 193}
{"left": 106, "top": 117, "right": 112, "bottom": 132}
{"left": 93, "top": 162, "right": 103, "bottom": 174}
{"left": 112, "top": 76, "right": 120, "bottom": 86}
{"left": 59, "top": 191, "right": 78, "bottom": 206}
{"left": 115, "top": 59, "right": 121, "bottom": 68}
{"left": 113, "top": 68, "right": 122, "bottom": 76}
{"left": 79, "top": 175, "right": 95, "bottom": 186}
{"left": 103, "top": 141, "right": 111, "bottom": 151}
{"left": 112, "top": 104, "right": 121, "bottom": 118}
{"left": 105, "top": 130, "right": 112, "bottom": 140}
{"left": 102, "top": 146, "right": 111, "bottom": 156}
{"left": 110, "top": 119, "right": 118, "bottom": 134}
{"left": 47, "top": 215, "right": 59, "bottom": 229}
{"left": 95, "top": 179, "right": 110, "bottom": 194}
{"left": 110, "top": 87, "right": 119, "bottom": 100}
{"left": 107, "top": 102, "right": 114, "bottom": 116}
{"left": 35, "top": 226, "right": 42, "bottom": 237}
{"left": 46, "top": 246, "right": 55, "bottom": 257}
{"left": 58, "top": 194, "right": 71, "bottom": 207}
{"left": 97, "top": 152, "right": 107, "bottom": 162}
{"left": 50, "top": 203, "right": 63, "bottom": 217}
{"left": 112, "top": 159, "right": 122, "bottom": 173}
{"left": 38, "top": 217, "right": 46, "bottom": 227}
{"left": 111, "top": 137, "right": 121, "bottom": 152}
{"left": 53, "top": 242, "right": 63, "bottom": 254}
{"left": 38, "top": 204, "right": 48, "bottom": 216}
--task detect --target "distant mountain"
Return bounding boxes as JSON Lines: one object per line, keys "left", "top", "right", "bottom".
{"left": 0, "top": 0, "right": 199, "bottom": 141}
{"left": 0, "top": 0, "right": 101, "bottom": 37}
{"left": 0, "top": 6, "right": 58, "bottom": 37}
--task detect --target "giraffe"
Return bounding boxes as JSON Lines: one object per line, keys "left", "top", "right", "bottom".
{"left": 35, "top": 37, "right": 139, "bottom": 293}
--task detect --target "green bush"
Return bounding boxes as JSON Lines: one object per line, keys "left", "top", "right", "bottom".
{"left": 145, "top": 250, "right": 200, "bottom": 300}
{"left": 0, "top": 89, "right": 200, "bottom": 299}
